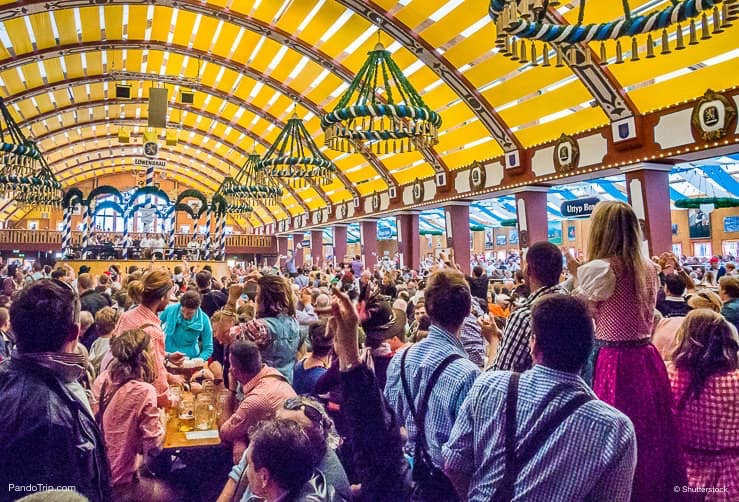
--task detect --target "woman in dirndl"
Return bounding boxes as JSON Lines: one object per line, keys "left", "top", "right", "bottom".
{"left": 568, "top": 201, "right": 687, "bottom": 501}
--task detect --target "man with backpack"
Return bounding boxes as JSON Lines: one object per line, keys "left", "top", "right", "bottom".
{"left": 384, "top": 269, "right": 480, "bottom": 500}
{"left": 443, "top": 295, "right": 637, "bottom": 501}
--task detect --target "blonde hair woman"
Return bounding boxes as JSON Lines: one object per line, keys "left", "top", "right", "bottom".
{"left": 568, "top": 201, "right": 686, "bottom": 501}
{"left": 667, "top": 310, "right": 739, "bottom": 500}
{"left": 93, "top": 328, "right": 173, "bottom": 501}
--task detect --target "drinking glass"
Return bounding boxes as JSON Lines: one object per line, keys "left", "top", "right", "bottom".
{"left": 215, "top": 389, "right": 231, "bottom": 424}
{"left": 168, "top": 385, "right": 182, "bottom": 417}
{"left": 194, "top": 393, "right": 215, "bottom": 431}
{"left": 201, "top": 381, "right": 216, "bottom": 402}
{"left": 178, "top": 396, "right": 194, "bottom": 432}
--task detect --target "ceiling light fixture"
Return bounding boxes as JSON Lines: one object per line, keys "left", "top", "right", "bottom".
{"left": 0, "top": 97, "right": 62, "bottom": 208}
{"left": 322, "top": 35, "right": 442, "bottom": 155}
{"left": 258, "top": 110, "right": 336, "bottom": 188}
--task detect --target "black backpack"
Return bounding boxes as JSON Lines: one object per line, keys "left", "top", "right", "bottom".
{"left": 400, "top": 349, "right": 461, "bottom": 502}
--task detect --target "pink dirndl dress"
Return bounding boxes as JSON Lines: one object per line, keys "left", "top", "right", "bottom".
{"left": 580, "top": 259, "right": 687, "bottom": 501}
{"left": 667, "top": 365, "right": 739, "bottom": 502}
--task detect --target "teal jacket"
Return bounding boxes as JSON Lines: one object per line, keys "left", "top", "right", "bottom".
{"left": 160, "top": 303, "right": 213, "bottom": 360}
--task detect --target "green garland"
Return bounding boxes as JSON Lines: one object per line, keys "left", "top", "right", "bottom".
{"left": 674, "top": 197, "right": 739, "bottom": 209}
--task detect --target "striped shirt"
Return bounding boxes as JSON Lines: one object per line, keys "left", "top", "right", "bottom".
{"left": 384, "top": 324, "right": 480, "bottom": 468}
{"left": 443, "top": 365, "right": 637, "bottom": 502}
{"left": 491, "top": 285, "right": 567, "bottom": 372}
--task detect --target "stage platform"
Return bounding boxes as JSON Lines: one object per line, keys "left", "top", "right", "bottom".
{"left": 57, "top": 259, "right": 230, "bottom": 279}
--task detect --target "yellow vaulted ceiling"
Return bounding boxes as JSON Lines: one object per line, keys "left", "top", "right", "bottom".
{"left": 0, "top": 0, "right": 735, "bottom": 225}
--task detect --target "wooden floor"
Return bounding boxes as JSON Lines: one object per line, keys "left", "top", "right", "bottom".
{"left": 58, "top": 259, "right": 231, "bottom": 279}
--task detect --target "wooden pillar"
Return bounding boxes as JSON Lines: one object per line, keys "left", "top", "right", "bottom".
{"left": 396, "top": 212, "right": 420, "bottom": 270}
{"left": 514, "top": 187, "right": 549, "bottom": 252}
{"left": 623, "top": 163, "right": 673, "bottom": 257}
{"left": 360, "top": 220, "right": 378, "bottom": 271}
{"left": 292, "top": 233, "right": 304, "bottom": 268}
{"left": 333, "top": 225, "right": 348, "bottom": 267}
{"left": 444, "top": 203, "right": 471, "bottom": 274}
{"left": 310, "top": 229, "right": 323, "bottom": 268}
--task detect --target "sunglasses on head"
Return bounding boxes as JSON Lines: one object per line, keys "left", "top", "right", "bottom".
{"left": 284, "top": 397, "right": 324, "bottom": 427}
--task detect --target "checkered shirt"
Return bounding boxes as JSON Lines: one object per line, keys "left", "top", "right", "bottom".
{"left": 667, "top": 363, "right": 739, "bottom": 499}
{"left": 384, "top": 324, "right": 481, "bottom": 468}
{"left": 443, "top": 365, "right": 637, "bottom": 502}
{"left": 491, "top": 285, "right": 568, "bottom": 372}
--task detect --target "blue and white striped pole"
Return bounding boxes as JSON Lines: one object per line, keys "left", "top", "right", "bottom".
{"left": 168, "top": 208, "right": 177, "bottom": 259}
{"left": 121, "top": 208, "right": 130, "bottom": 259}
{"left": 61, "top": 205, "right": 72, "bottom": 257}
{"left": 218, "top": 213, "right": 226, "bottom": 261}
{"left": 81, "top": 203, "right": 91, "bottom": 259}
{"left": 145, "top": 164, "right": 155, "bottom": 187}
{"left": 213, "top": 212, "right": 222, "bottom": 261}
{"left": 214, "top": 213, "right": 222, "bottom": 260}
{"left": 203, "top": 206, "right": 212, "bottom": 260}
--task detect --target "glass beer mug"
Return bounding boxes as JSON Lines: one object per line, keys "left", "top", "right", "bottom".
{"left": 194, "top": 393, "right": 215, "bottom": 431}
{"left": 178, "top": 395, "right": 195, "bottom": 432}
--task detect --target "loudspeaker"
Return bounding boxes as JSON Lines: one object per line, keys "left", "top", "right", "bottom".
{"left": 115, "top": 84, "right": 131, "bottom": 99}
{"left": 181, "top": 91, "right": 195, "bottom": 104}
{"left": 148, "top": 87, "right": 168, "bottom": 128}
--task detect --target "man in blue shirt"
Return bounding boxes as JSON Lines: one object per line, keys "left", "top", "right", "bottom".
{"left": 160, "top": 290, "right": 213, "bottom": 360}
{"left": 443, "top": 295, "right": 637, "bottom": 501}
{"left": 384, "top": 269, "right": 481, "bottom": 469}
{"left": 285, "top": 250, "right": 298, "bottom": 277}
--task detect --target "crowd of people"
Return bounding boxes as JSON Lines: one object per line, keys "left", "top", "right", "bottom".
{"left": 0, "top": 200, "right": 737, "bottom": 502}
{"left": 65, "top": 231, "right": 215, "bottom": 260}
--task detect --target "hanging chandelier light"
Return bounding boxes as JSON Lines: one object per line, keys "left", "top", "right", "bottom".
{"left": 221, "top": 148, "right": 283, "bottom": 208}
{"left": 258, "top": 112, "right": 336, "bottom": 189}
{"left": 489, "top": 0, "right": 738, "bottom": 66}
{"left": 0, "top": 98, "right": 62, "bottom": 208}
{"left": 225, "top": 200, "right": 254, "bottom": 214}
{"left": 13, "top": 156, "right": 63, "bottom": 209}
{"left": 322, "top": 40, "right": 442, "bottom": 154}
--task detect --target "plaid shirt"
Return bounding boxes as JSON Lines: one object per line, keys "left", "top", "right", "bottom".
{"left": 491, "top": 285, "right": 568, "bottom": 372}
{"left": 443, "top": 365, "right": 637, "bottom": 502}
{"left": 384, "top": 324, "right": 480, "bottom": 468}
{"left": 460, "top": 300, "right": 487, "bottom": 368}
{"left": 667, "top": 363, "right": 739, "bottom": 498}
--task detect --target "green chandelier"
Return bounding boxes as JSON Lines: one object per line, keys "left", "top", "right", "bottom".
{"left": 225, "top": 200, "right": 253, "bottom": 214}
{"left": 0, "top": 98, "right": 62, "bottom": 208}
{"left": 321, "top": 42, "right": 442, "bottom": 154}
{"left": 221, "top": 149, "right": 283, "bottom": 208}
{"left": 258, "top": 113, "right": 336, "bottom": 189}
{"left": 489, "top": 0, "right": 738, "bottom": 66}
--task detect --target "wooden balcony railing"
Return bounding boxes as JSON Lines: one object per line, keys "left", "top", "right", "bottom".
{"left": 0, "top": 229, "right": 275, "bottom": 251}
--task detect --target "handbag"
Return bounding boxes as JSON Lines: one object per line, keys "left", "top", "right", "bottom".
{"left": 493, "top": 373, "right": 593, "bottom": 501}
{"left": 400, "top": 348, "right": 461, "bottom": 502}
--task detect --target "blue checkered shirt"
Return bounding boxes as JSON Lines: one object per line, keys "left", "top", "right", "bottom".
{"left": 384, "top": 324, "right": 481, "bottom": 468}
{"left": 443, "top": 365, "right": 636, "bottom": 501}
{"left": 491, "top": 285, "right": 568, "bottom": 372}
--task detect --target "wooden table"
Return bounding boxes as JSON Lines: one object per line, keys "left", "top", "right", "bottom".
{"left": 162, "top": 398, "right": 223, "bottom": 451}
